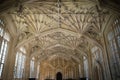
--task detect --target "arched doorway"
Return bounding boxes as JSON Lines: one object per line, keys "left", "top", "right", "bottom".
{"left": 56, "top": 72, "right": 62, "bottom": 80}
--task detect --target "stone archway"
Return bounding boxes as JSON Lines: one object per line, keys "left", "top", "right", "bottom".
{"left": 56, "top": 72, "right": 62, "bottom": 80}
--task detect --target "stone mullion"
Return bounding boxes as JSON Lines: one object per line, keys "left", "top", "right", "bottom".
{"left": 24, "top": 47, "right": 31, "bottom": 80}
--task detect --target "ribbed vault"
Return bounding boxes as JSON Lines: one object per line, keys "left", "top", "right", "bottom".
{"left": 3, "top": 0, "right": 110, "bottom": 63}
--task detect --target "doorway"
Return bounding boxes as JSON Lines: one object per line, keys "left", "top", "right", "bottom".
{"left": 56, "top": 72, "right": 62, "bottom": 80}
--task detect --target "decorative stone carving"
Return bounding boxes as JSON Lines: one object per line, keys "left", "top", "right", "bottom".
{"left": 7, "top": 0, "right": 109, "bottom": 64}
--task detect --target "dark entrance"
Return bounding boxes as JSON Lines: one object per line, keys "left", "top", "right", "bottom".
{"left": 56, "top": 72, "right": 62, "bottom": 80}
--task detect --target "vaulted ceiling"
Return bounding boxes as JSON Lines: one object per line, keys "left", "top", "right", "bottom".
{"left": 1, "top": 0, "right": 115, "bottom": 63}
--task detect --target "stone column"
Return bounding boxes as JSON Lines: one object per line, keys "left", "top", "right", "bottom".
{"left": 24, "top": 47, "right": 31, "bottom": 80}
{"left": 88, "top": 49, "right": 93, "bottom": 80}
{"left": 2, "top": 37, "right": 18, "bottom": 80}
{"left": 81, "top": 59, "right": 84, "bottom": 78}
{"left": 74, "top": 66, "right": 79, "bottom": 79}
{"left": 76, "top": 66, "right": 79, "bottom": 79}
{"left": 101, "top": 34, "right": 112, "bottom": 80}
{"left": 64, "top": 69, "right": 66, "bottom": 79}
{"left": 73, "top": 68, "right": 76, "bottom": 79}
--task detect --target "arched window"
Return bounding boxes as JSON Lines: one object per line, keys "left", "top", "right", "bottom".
{"left": 0, "top": 19, "right": 10, "bottom": 78}
{"left": 91, "top": 46, "right": 104, "bottom": 80}
{"left": 91, "top": 46, "right": 103, "bottom": 62}
{"left": 107, "top": 17, "right": 120, "bottom": 78}
{"left": 14, "top": 47, "right": 26, "bottom": 79}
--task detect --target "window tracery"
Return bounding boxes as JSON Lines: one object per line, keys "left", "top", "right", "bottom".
{"left": 14, "top": 47, "right": 26, "bottom": 78}
{"left": 107, "top": 17, "right": 120, "bottom": 78}
{"left": 0, "top": 19, "right": 10, "bottom": 78}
